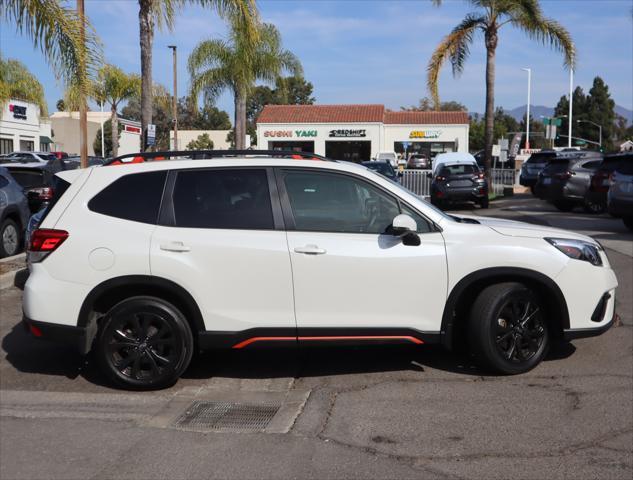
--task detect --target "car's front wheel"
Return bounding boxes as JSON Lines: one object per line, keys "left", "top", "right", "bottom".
{"left": 0, "top": 218, "right": 21, "bottom": 258}
{"left": 95, "top": 296, "right": 194, "bottom": 390}
{"left": 469, "top": 282, "right": 549, "bottom": 374}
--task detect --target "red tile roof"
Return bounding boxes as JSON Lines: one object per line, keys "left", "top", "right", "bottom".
{"left": 257, "top": 104, "right": 468, "bottom": 125}
{"left": 257, "top": 104, "right": 385, "bottom": 124}
{"left": 384, "top": 111, "right": 469, "bottom": 125}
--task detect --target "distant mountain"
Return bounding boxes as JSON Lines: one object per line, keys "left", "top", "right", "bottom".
{"left": 615, "top": 105, "right": 633, "bottom": 124}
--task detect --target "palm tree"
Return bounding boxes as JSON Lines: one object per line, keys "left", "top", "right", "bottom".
{"left": 0, "top": 57, "right": 48, "bottom": 116}
{"left": 137, "top": 0, "right": 257, "bottom": 151}
{"left": 92, "top": 65, "right": 141, "bottom": 157}
{"left": 428, "top": 0, "right": 575, "bottom": 178}
{"left": 188, "top": 20, "right": 302, "bottom": 149}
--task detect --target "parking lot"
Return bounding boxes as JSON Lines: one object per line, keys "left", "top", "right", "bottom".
{"left": 1, "top": 195, "right": 631, "bottom": 480}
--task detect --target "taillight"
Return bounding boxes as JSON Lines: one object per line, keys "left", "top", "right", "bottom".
{"left": 473, "top": 172, "right": 485, "bottom": 180}
{"left": 28, "top": 229, "right": 68, "bottom": 262}
{"left": 435, "top": 175, "right": 446, "bottom": 182}
{"left": 29, "top": 187, "right": 54, "bottom": 200}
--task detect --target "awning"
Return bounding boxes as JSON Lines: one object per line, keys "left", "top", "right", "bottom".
{"left": 39, "top": 136, "right": 53, "bottom": 144}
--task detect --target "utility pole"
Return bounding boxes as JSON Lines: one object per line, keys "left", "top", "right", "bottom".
{"left": 522, "top": 68, "right": 531, "bottom": 150}
{"left": 77, "top": 0, "right": 88, "bottom": 168}
{"left": 568, "top": 69, "right": 574, "bottom": 148}
{"left": 100, "top": 100, "right": 105, "bottom": 157}
{"left": 168, "top": 45, "right": 178, "bottom": 151}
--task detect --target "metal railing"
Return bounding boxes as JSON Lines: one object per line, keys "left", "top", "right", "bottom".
{"left": 400, "top": 168, "right": 516, "bottom": 197}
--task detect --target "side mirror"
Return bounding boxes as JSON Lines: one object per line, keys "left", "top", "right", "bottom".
{"left": 391, "top": 214, "right": 417, "bottom": 235}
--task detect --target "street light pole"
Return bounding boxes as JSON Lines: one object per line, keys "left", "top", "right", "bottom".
{"left": 521, "top": 68, "right": 531, "bottom": 150}
{"left": 568, "top": 69, "right": 574, "bottom": 148}
{"left": 168, "top": 45, "right": 178, "bottom": 151}
{"left": 77, "top": 0, "right": 88, "bottom": 168}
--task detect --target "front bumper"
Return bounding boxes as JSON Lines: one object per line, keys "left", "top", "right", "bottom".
{"left": 563, "top": 311, "right": 617, "bottom": 341}
{"left": 22, "top": 316, "right": 96, "bottom": 355}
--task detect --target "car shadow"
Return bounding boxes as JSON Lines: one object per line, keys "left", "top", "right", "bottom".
{"left": 2, "top": 323, "right": 578, "bottom": 388}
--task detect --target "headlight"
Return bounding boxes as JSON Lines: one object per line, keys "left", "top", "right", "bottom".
{"left": 545, "top": 238, "right": 603, "bottom": 266}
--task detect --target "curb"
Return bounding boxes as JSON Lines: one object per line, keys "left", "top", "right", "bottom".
{"left": 0, "top": 252, "right": 26, "bottom": 291}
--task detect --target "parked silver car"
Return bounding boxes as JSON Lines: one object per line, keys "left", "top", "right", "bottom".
{"left": 0, "top": 166, "right": 30, "bottom": 257}
{"left": 607, "top": 155, "right": 633, "bottom": 231}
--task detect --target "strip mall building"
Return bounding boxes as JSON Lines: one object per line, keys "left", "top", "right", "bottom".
{"left": 256, "top": 104, "right": 469, "bottom": 162}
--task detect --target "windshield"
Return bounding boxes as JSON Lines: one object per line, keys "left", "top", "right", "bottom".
{"left": 526, "top": 152, "right": 556, "bottom": 164}
{"left": 440, "top": 164, "right": 477, "bottom": 176}
{"left": 363, "top": 162, "right": 395, "bottom": 177}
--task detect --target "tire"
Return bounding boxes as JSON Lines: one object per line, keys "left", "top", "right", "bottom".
{"left": 468, "top": 282, "right": 550, "bottom": 375}
{"left": 530, "top": 186, "right": 536, "bottom": 196}
{"left": 479, "top": 197, "right": 489, "bottom": 209}
{"left": 583, "top": 198, "right": 605, "bottom": 214}
{"left": 0, "top": 218, "right": 21, "bottom": 258}
{"left": 623, "top": 217, "right": 633, "bottom": 231}
{"left": 95, "top": 296, "right": 194, "bottom": 390}
{"left": 553, "top": 201, "right": 574, "bottom": 212}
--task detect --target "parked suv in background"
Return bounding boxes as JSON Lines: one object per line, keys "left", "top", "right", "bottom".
{"left": 520, "top": 151, "right": 557, "bottom": 193}
{"left": 535, "top": 153, "right": 603, "bottom": 212}
{"left": 607, "top": 155, "right": 633, "bottom": 230}
{"left": 361, "top": 160, "right": 400, "bottom": 183}
{"left": 587, "top": 153, "right": 633, "bottom": 214}
{"left": 430, "top": 162, "right": 489, "bottom": 209}
{"left": 18, "top": 150, "right": 618, "bottom": 389}
{"left": 0, "top": 167, "right": 30, "bottom": 257}
{"left": 407, "top": 153, "right": 430, "bottom": 170}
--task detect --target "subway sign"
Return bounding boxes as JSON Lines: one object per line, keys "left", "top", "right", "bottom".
{"left": 329, "top": 129, "right": 366, "bottom": 138}
{"left": 9, "top": 104, "right": 27, "bottom": 120}
{"left": 409, "top": 130, "right": 441, "bottom": 139}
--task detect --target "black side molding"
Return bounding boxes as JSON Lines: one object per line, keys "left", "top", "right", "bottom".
{"left": 563, "top": 314, "right": 617, "bottom": 341}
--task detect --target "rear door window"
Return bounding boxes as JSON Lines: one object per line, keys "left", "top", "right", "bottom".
{"left": 172, "top": 169, "right": 274, "bottom": 230}
{"left": 88, "top": 171, "right": 167, "bottom": 224}
{"left": 5, "top": 168, "right": 46, "bottom": 188}
{"left": 440, "top": 164, "right": 477, "bottom": 176}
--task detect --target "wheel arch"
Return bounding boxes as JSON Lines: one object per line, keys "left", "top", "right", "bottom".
{"left": 441, "top": 267, "right": 569, "bottom": 350}
{"left": 77, "top": 275, "right": 206, "bottom": 347}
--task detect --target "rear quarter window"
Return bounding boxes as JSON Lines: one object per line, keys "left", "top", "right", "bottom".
{"left": 88, "top": 171, "right": 167, "bottom": 224}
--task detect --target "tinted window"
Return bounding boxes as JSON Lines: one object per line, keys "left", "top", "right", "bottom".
{"left": 173, "top": 169, "right": 273, "bottom": 230}
{"left": 616, "top": 161, "right": 633, "bottom": 175}
{"left": 581, "top": 160, "right": 602, "bottom": 170}
{"left": 440, "top": 164, "right": 477, "bottom": 176}
{"left": 6, "top": 168, "right": 46, "bottom": 187}
{"left": 39, "top": 177, "right": 72, "bottom": 224}
{"left": 543, "top": 159, "right": 569, "bottom": 174}
{"left": 526, "top": 152, "right": 555, "bottom": 164}
{"left": 283, "top": 171, "right": 400, "bottom": 234}
{"left": 89, "top": 171, "right": 166, "bottom": 224}
{"left": 363, "top": 162, "right": 395, "bottom": 177}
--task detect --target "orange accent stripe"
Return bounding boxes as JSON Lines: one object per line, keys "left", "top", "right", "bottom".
{"left": 299, "top": 335, "right": 424, "bottom": 344}
{"left": 232, "top": 337, "right": 296, "bottom": 349}
{"left": 231, "top": 335, "right": 423, "bottom": 349}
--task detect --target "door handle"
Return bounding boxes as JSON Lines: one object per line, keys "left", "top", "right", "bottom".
{"left": 160, "top": 241, "right": 191, "bottom": 253}
{"left": 294, "top": 244, "right": 326, "bottom": 255}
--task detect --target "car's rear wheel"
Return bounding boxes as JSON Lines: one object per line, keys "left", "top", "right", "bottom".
{"left": 583, "top": 198, "right": 605, "bottom": 214}
{"left": 96, "top": 296, "right": 194, "bottom": 390}
{"left": 0, "top": 218, "right": 20, "bottom": 258}
{"left": 469, "top": 282, "right": 549, "bottom": 375}
{"left": 553, "top": 200, "right": 574, "bottom": 212}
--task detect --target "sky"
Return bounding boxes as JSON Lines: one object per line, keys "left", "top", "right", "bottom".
{"left": 1, "top": 0, "right": 632, "bottom": 119}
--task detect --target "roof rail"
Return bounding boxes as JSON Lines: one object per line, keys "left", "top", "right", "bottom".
{"left": 104, "top": 149, "right": 333, "bottom": 166}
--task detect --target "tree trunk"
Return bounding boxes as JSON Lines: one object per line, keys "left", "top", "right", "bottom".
{"left": 484, "top": 27, "right": 498, "bottom": 187}
{"left": 111, "top": 105, "right": 119, "bottom": 157}
{"left": 234, "top": 88, "right": 247, "bottom": 150}
{"left": 139, "top": 0, "right": 154, "bottom": 152}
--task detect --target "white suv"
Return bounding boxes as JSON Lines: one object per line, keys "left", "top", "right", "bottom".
{"left": 19, "top": 151, "right": 618, "bottom": 389}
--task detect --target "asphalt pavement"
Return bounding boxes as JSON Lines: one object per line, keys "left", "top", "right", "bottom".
{"left": 0, "top": 195, "right": 631, "bottom": 480}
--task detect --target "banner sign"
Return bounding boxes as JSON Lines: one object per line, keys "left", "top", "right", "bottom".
{"left": 146, "top": 124, "right": 156, "bottom": 147}
{"left": 509, "top": 132, "right": 523, "bottom": 158}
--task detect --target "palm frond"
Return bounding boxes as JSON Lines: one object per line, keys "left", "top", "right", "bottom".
{"left": 426, "top": 14, "right": 484, "bottom": 108}
{"left": 0, "top": 57, "right": 48, "bottom": 115}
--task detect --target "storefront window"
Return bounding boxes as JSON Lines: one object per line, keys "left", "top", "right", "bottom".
{"left": 325, "top": 141, "right": 371, "bottom": 162}
{"left": 19, "top": 139, "right": 35, "bottom": 151}
{"left": 269, "top": 141, "right": 315, "bottom": 153}
{"left": 394, "top": 141, "right": 455, "bottom": 159}
{"left": 0, "top": 138, "right": 14, "bottom": 154}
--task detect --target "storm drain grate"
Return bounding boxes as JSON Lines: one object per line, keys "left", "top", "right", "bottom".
{"left": 173, "top": 401, "right": 281, "bottom": 432}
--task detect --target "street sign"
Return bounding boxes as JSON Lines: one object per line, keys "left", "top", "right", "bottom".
{"left": 492, "top": 144, "right": 501, "bottom": 157}
{"left": 499, "top": 138, "right": 509, "bottom": 150}
{"left": 575, "top": 139, "right": 587, "bottom": 146}
{"left": 499, "top": 151, "right": 508, "bottom": 163}
{"left": 146, "top": 124, "right": 156, "bottom": 147}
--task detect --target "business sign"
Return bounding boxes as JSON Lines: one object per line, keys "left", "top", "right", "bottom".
{"left": 8, "top": 104, "right": 27, "bottom": 120}
{"left": 264, "top": 130, "right": 293, "bottom": 138}
{"left": 295, "top": 130, "right": 317, "bottom": 138}
{"left": 329, "top": 129, "right": 366, "bottom": 138}
{"left": 125, "top": 125, "right": 141, "bottom": 135}
{"left": 409, "top": 130, "right": 441, "bottom": 139}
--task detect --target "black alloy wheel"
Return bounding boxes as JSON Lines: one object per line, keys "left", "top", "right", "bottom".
{"left": 469, "top": 282, "right": 550, "bottom": 374}
{"left": 96, "top": 296, "right": 193, "bottom": 390}
{"left": 583, "top": 198, "right": 605, "bottom": 214}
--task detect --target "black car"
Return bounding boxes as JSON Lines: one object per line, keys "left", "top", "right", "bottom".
{"left": 535, "top": 153, "right": 603, "bottom": 212}
{"left": 519, "top": 150, "right": 558, "bottom": 193}
{"left": 361, "top": 160, "right": 400, "bottom": 183}
{"left": 2, "top": 164, "right": 58, "bottom": 213}
{"left": 586, "top": 153, "right": 633, "bottom": 215}
{"left": 430, "top": 163, "right": 488, "bottom": 209}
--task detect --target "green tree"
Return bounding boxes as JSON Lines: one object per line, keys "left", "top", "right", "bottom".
{"left": 94, "top": 118, "right": 123, "bottom": 157}
{"left": 0, "top": 57, "right": 48, "bottom": 116}
{"left": 428, "top": 0, "right": 575, "bottom": 180}
{"left": 586, "top": 77, "right": 615, "bottom": 151}
{"left": 186, "top": 132, "right": 215, "bottom": 150}
{"left": 136, "top": 0, "right": 257, "bottom": 151}
{"left": 92, "top": 65, "right": 141, "bottom": 157}
{"left": 177, "top": 97, "right": 232, "bottom": 130}
{"left": 273, "top": 76, "right": 315, "bottom": 105}
{"left": 401, "top": 97, "right": 467, "bottom": 112}
{"left": 188, "top": 19, "right": 302, "bottom": 149}
{"left": 56, "top": 98, "right": 65, "bottom": 111}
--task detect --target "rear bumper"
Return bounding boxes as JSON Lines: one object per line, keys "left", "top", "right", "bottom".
{"left": 433, "top": 186, "right": 487, "bottom": 201}
{"left": 22, "top": 316, "right": 96, "bottom": 355}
